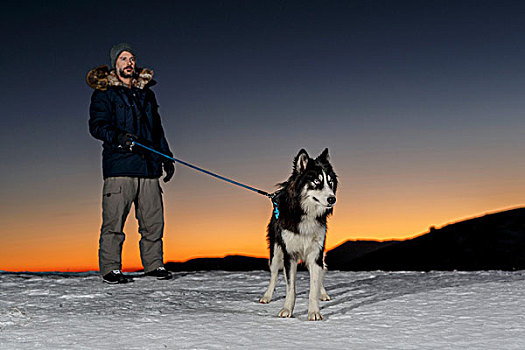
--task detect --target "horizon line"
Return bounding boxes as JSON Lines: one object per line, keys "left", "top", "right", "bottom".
{"left": 2, "top": 205, "right": 523, "bottom": 273}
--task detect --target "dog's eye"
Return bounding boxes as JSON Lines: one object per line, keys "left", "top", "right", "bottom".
{"left": 313, "top": 179, "right": 321, "bottom": 186}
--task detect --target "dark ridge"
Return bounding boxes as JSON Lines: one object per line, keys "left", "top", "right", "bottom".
{"left": 162, "top": 207, "right": 525, "bottom": 272}
{"left": 327, "top": 207, "right": 525, "bottom": 271}
{"left": 164, "top": 255, "right": 268, "bottom": 272}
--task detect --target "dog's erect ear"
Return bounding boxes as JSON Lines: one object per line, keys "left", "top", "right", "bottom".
{"left": 316, "top": 148, "right": 330, "bottom": 162}
{"left": 294, "top": 149, "right": 310, "bottom": 173}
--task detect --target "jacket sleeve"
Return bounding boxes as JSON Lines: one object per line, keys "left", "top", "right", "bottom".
{"left": 88, "top": 90, "right": 119, "bottom": 144}
{"left": 149, "top": 91, "right": 173, "bottom": 158}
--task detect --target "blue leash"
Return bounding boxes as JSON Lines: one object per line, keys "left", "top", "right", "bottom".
{"left": 131, "top": 141, "right": 277, "bottom": 202}
{"left": 132, "top": 141, "right": 281, "bottom": 218}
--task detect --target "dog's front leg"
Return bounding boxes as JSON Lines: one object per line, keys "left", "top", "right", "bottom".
{"left": 307, "top": 262, "right": 324, "bottom": 321}
{"left": 278, "top": 256, "right": 297, "bottom": 318}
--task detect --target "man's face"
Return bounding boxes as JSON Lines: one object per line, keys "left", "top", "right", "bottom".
{"left": 115, "top": 51, "right": 135, "bottom": 79}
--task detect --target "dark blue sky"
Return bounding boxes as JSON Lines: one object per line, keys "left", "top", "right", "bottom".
{"left": 2, "top": 0, "right": 525, "bottom": 269}
{"left": 3, "top": 0, "right": 525, "bottom": 160}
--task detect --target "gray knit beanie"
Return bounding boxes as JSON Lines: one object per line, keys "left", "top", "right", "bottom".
{"left": 110, "top": 43, "right": 135, "bottom": 69}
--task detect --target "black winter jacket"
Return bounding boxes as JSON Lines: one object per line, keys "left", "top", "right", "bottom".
{"left": 87, "top": 65, "right": 172, "bottom": 179}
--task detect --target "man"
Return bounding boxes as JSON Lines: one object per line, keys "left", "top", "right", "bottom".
{"left": 87, "top": 43, "right": 175, "bottom": 283}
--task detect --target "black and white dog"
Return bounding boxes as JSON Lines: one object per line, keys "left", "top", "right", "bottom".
{"left": 259, "top": 148, "right": 337, "bottom": 321}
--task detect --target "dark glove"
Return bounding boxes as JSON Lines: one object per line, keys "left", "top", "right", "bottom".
{"left": 163, "top": 160, "right": 175, "bottom": 183}
{"left": 116, "top": 132, "right": 137, "bottom": 151}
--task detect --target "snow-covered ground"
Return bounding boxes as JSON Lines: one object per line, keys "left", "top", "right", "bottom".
{"left": 1, "top": 270, "right": 525, "bottom": 349}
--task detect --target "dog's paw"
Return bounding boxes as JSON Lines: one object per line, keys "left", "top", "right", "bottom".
{"left": 320, "top": 293, "right": 331, "bottom": 301}
{"left": 259, "top": 296, "right": 271, "bottom": 304}
{"left": 308, "top": 311, "right": 323, "bottom": 321}
{"left": 278, "top": 308, "right": 293, "bottom": 318}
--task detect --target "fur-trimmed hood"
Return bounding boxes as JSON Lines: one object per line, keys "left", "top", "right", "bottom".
{"left": 86, "top": 65, "right": 154, "bottom": 90}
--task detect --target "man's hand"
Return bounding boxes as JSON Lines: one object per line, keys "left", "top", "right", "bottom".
{"left": 163, "top": 160, "right": 175, "bottom": 183}
{"left": 116, "top": 132, "right": 137, "bottom": 151}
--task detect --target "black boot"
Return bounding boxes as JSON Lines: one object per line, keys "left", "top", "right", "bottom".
{"left": 102, "top": 270, "right": 133, "bottom": 284}
{"left": 145, "top": 266, "right": 173, "bottom": 280}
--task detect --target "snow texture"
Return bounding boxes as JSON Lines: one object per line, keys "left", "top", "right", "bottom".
{"left": 1, "top": 270, "right": 525, "bottom": 349}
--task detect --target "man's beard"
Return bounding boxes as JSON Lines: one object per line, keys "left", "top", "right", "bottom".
{"left": 118, "top": 67, "right": 134, "bottom": 79}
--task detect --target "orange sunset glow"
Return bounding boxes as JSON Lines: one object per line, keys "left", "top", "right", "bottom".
{"left": 2, "top": 159, "right": 524, "bottom": 272}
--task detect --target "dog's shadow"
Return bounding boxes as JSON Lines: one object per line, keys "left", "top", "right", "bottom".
{"left": 258, "top": 271, "right": 525, "bottom": 319}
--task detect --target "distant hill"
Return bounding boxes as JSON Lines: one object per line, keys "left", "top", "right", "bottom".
{"left": 165, "top": 255, "right": 268, "bottom": 272}
{"left": 326, "top": 207, "right": 525, "bottom": 271}
{"left": 164, "top": 207, "right": 525, "bottom": 272}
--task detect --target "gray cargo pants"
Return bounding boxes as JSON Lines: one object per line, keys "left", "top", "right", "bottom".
{"left": 99, "top": 177, "right": 165, "bottom": 276}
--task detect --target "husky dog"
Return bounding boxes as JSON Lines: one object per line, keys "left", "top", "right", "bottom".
{"left": 259, "top": 148, "right": 337, "bottom": 321}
